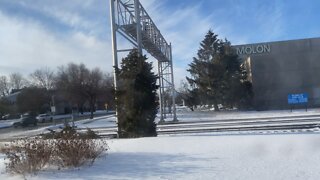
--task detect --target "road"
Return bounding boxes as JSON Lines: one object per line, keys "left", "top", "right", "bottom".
{"left": 0, "top": 112, "right": 115, "bottom": 141}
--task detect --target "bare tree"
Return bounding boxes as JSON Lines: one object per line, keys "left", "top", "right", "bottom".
{"left": 101, "top": 73, "right": 115, "bottom": 109}
{"left": 9, "top": 73, "right": 28, "bottom": 90}
{"left": 55, "top": 63, "right": 113, "bottom": 119}
{"left": 55, "top": 63, "right": 88, "bottom": 114}
{"left": 83, "top": 68, "right": 104, "bottom": 119}
{"left": 0, "top": 76, "right": 10, "bottom": 96}
{"left": 30, "top": 67, "right": 55, "bottom": 90}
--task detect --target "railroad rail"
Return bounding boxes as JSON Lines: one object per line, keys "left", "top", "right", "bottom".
{"left": 2, "top": 113, "right": 320, "bottom": 141}
{"left": 76, "top": 114, "right": 320, "bottom": 137}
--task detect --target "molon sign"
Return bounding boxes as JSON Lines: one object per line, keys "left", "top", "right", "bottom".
{"left": 236, "top": 44, "right": 271, "bottom": 55}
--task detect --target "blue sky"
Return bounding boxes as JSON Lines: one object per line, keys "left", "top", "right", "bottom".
{"left": 0, "top": 0, "right": 320, "bottom": 87}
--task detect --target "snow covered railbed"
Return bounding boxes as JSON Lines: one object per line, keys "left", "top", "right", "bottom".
{"left": 157, "top": 113, "right": 320, "bottom": 135}
{"left": 172, "top": 107, "right": 320, "bottom": 122}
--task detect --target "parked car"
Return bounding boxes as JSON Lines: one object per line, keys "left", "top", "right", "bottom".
{"left": 2, "top": 114, "right": 21, "bottom": 120}
{"left": 36, "top": 114, "right": 53, "bottom": 123}
{"left": 13, "top": 117, "right": 37, "bottom": 128}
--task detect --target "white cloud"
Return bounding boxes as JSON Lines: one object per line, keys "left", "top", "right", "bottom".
{"left": 3, "top": 0, "right": 108, "bottom": 37}
{"left": 0, "top": 11, "right": 113, "bottom": 76}
{"left": 256, "top": 2, "right": 284, "bottom": 41}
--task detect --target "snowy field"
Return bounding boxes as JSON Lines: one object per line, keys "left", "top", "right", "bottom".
{"left": 1, "top": 108, "right": 320, "bottom": 179}
{"left": 1, "top": 134, "right": 320, "bottom": 179}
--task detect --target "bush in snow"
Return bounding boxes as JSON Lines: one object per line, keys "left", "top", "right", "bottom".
{"left": 53, "top": 129, "right": 107, "bottom": 168}
{"left": 42, "top": 125, "right": 101, "bottom": 139}
{"left": 1, "top": 127, "right": 107, "bottom": 175}
{"left": 1, "top": 138, "right": 54, "bottom": 175}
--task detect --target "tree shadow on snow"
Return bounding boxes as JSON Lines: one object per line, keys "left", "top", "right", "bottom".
{"left": 34, "top": 152, "right": 216, "bottom": 179}
{"left": 69, "top": 152, "right": 210, "bottom": 179}
{"left": 99, "top": 152, "right": 209, "bottom": 178}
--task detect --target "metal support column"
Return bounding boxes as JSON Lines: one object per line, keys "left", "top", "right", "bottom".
{"left": 169, "top": 43, "right": 177, "bottom": 121}
{"left": 158, "top": 61, "right": 164, "bottom": 123}
{"left": 134, "top": 0, "right": 142, "bottom": 55}
{"left": 109, "top": 0, "right": 120, "bottom": 137}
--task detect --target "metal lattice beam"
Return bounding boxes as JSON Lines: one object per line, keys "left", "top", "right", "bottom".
{"left": 110, "top": 0, "right": 177, "bottom": 123}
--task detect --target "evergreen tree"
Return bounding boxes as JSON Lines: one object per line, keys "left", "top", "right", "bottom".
{"left": 186, "top": 30, "right": 224, "bottom": 110}
{"left": 186, "top": 30, "right": 252, "bottom": 110}
{"left": 237, "top": 63, "right": 254, "bottom": 109}
{"left": 219, "top": 41, "right": 242, "bottom": 107}
{"left": 220, "top": 41, "right": 253, "bottom": 108}
{"left": 116, "top": 50, "right": 158, "bottom": 138}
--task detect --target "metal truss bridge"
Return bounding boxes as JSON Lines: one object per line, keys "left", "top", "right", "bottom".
{"left": 110, "top": 0, "right": 177, "bottom": 123}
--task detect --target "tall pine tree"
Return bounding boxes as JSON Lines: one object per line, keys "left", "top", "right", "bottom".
{"left": 187, "top": 30, "right": 252, "bottom": 110}
{"left": 116, "top": 50, "right": 158, "bottom": 138}
{"left": 187, "top": 30, "right": 224, "bottom": 110}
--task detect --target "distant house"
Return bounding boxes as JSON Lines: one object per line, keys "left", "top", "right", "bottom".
{"left": 2, "top": 88, "right": 108, "bottom": 115}
{"left": 3, "top": 90, "right": 21, "bottom": 104}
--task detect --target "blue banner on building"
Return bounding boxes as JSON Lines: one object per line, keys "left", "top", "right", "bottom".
{"left": 288, "top": 93, "right": 308, "bottom": 104}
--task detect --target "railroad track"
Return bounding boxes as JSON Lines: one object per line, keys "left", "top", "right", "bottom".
{"left": 156, "top": 114, "right": 320, "bottom": 135}
{"left": 157, "top": 123, "right": 319, "bottom": 135}
{"left": 3, "top": 113, "right": 320, "bottom": 140}
{"left": 76, "top": 126, "right": 118, "bottom": 138}
{"left": 76, "top": 114, "right": 320, "bottom": 137}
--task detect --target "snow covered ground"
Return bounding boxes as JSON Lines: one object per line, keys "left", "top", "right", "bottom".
{"left": 0, "top": 120, "right": 18, "bottom": 129}
{"left": 1, "top": 108, "right": 320, "bottom": 179}
{"left": 1, "top": 134, "right": 320, "bottom": 179}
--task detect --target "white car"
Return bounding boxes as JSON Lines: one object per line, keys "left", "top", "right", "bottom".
{"left": 36, "top": 114, "right": 53, "bottom": 123}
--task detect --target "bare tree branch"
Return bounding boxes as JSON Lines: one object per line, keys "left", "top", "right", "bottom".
{"left": 0, "top": 76, "right": 10, "bottom": 96}
{"left": 9, "top": 73, "right": 28, "bottom": 90}
{"left": 30, "top": 67, "right": 55, "bottom": 89}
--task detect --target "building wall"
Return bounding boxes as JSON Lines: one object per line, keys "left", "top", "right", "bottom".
{"left": 234, "top": 37, "right": 320, "bottom": 110}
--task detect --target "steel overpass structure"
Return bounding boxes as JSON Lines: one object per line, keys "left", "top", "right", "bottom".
{"left": 109, "top": 0, "right": 177, "bottom": 123}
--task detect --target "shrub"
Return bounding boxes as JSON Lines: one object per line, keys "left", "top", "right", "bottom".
{"left": 59, "top": 125, "right": 77, "bottom": 138}
{"left": 42, "top": 126, "right": 101, "bottom": 139}
{"left": 54, "top": 138, "right": 106, "bottom": 167}
{"left": 84, "top": 128, "right": 100, "bottom": 139}
{"left": 1, "top": 127, "right": 107, "bottom": 175}
{"left": 1, "top": 138, "right": 53, "bottom": 175}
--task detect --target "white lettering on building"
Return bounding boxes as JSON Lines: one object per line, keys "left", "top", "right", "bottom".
{"left": 236, "top": 44, "right": 271, "bottom": 55}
